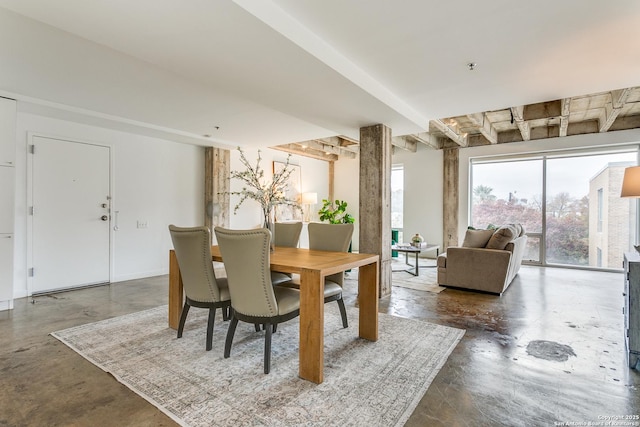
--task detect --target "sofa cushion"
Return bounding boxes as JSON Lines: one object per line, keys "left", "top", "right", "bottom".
{"left": 462, "top": 228, "right": 494, "bottom": 248}
{"left": 485, "top": 224, "right": 518, "bottom": 250}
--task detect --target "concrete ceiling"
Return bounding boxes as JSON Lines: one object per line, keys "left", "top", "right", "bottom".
{"left": 1, "top": 0, "right": 639, "bottom": 156}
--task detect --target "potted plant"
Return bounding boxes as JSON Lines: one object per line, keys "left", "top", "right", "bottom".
{"left": 317, "top": 199, "right": 355, "bottom": 224}
{"left": 318, "top": 199, "right": 355, "bottom": 265}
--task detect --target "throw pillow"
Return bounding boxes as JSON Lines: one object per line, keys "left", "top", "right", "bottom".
{"left": 462, "top": 228, "right": 494, "bottom": 248}
{"left": 486, "top": 224, "right": 517, "bottom": 250}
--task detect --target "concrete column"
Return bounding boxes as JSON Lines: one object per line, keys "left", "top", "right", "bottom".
{"left": 205, "top": 147, "right": 230, "bottom": 242}
{"left": 443, "top": 147, "right": 459, "bottom": 250}
{"left": 359, "top": 124, "right": 392, "bottom": 297}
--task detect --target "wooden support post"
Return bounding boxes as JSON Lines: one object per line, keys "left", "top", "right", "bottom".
{"left": 205, "top": 147, "right": 230, "bottom": 239}
{"left": 443, "top": 147, "right": 459, "bottom": 250}
{"left": 359, "top": 124, "right": 392, "bottom": 297}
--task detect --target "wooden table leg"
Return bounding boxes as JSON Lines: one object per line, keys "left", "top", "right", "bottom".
{"left": 168, "top": 250, "right": 183, "bottom": 330}
{"left": 358, "top": 261, "right": 379, "bottom": 341}
{"left": 299, "top": 268, "right": 324, "bottom": 384}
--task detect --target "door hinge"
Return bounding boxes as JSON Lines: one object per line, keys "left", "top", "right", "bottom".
{"left": 28, "top": 268, "right": 34, "bottom": 277}
{"left": 29, "top": 145, "right": 35, "bottom": 154}
{"left": 29, "top": 206, "right": 34, "bottom": 215}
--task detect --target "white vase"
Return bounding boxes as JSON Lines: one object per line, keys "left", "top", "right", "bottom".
{"left": 411, "top": 233, "right": 424, "bottom": 247}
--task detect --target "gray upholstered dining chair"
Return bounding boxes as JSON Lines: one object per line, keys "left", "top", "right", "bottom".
{"left": 278, "top": 222, "right": 353, "bottom": 329}
{"left": 214, "top": 227, "right": 301, "bottom": 374}
{"left": 168, "top": 225, "right": 231, "bottom": 351}
{"left": 270, "top": 221, "right": 303, "bottom": 286}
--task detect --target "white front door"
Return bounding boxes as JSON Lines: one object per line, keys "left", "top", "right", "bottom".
{"left": 31, "top": 136, "right": 110, "bottom": 294}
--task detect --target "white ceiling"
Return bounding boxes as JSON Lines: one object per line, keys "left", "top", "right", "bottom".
{"left": 1, "top": 0, "right": 639, "bottom": 150}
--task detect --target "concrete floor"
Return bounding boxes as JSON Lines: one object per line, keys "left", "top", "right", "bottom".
{"left": 1, "top": 265, "right": 638, "bottom": 426}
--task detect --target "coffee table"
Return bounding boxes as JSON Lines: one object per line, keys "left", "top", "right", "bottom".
{"left": 391, "top": 244, "right": 439, "bottom": 276}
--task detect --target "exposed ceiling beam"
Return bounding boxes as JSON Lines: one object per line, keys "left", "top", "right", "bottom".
{"left": 309, "top": 139, "right": 357, "bottom": 158}
{"left": 468, "top": 134, "right": 493, "bottom": 146}
{"left": 391, "top": 135, "right": 417, "bottom": 152}
{"left": 336, "top": 135, "right": 359, "bottom": 146}
{"left": 609, "top": 114, "right": 640, "bottom": 131}
{"left": 559, "top": 98, "right": 571, "bottom": 137}
{"left": 409, "top": 132, "right": 441, "bottom": 149}
{"left": 272, "top": 144, "right": 338, "bottom": 162}
{"left": 430, "top": 119, "right": 468, "bottom": 147}
{"left": 315, "top": 136, "right": 359, "bottom": 153}
{"left": 523, "top": 100, "right": 561, "bottom": 120}
{"left": 277, "top": 86, "right": 639, "bottom": 160}
{"left": 510, "top": 106, "right": 530, "bottom": 141}
{"left": 466, "top": 112, "right": 497, "bottom": 144}
{"left": 599, "top": 88, "right": 631, "bottom": 132}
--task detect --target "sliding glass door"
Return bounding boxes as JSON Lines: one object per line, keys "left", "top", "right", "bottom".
{"left": 471, "top": 148, "right": 638, "bottom": 270}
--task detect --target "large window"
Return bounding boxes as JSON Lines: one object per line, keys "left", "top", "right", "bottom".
{"left": 471, "top": 158, "right": 543, "bottom": 263}
{"left": 471, "top": 148, "right": 638, "bottom": 270}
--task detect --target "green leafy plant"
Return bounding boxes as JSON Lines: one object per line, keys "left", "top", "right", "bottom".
{"left": 318, "top": 199, "right": 355, "bottom": 224}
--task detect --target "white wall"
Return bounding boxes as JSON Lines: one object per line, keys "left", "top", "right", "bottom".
{"left": 333, "top": 156, "right": 360, "bottom": 251}
{"left": 393, "top": 145, "right": 443, "bottom": 249}
{"left": 13, "top": 112, "right": 204, "bottom": 298}
{"left": 333, "top": 145, "right": 444, "bottom": 254}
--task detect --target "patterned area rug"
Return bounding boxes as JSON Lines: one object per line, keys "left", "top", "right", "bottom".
{"left": 52, "top": 305, "right": 464, "bottom": 427}
{"left": 345, "top": 257, "right": 446, "bottom": 293}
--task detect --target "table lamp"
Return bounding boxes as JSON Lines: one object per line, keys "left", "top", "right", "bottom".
{"left": 620, "top": 166, "right": 640, "bottom": 252}
{"left": 301, "top": 192, "right": 317, "bottom": 222}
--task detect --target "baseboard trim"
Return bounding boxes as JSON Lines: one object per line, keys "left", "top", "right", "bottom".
{"left": 111, "top": 269, "right": 167, "bottom": 283}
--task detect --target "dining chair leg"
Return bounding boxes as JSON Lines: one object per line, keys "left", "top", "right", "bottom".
{"left": 206, "top": 308, "right": 216, "bottom": 351}
{"left": 254, "top": 324, "right": 261, "bottom": 332}
{"left": 264, "top": 323, "right": 273, "bottom": 374}
{"left": 224, "top": 316, "right": 239, "bottom": 358}
{"left": 336, "top": 297, "right": 348, "bottom": 329}
{"left": 177, "top": 303, "right": 191, "bottom": 338}
{"left": 273, "top": 323, "right": 278, "bottom": 333}
{"left": 222, "top": 306, "right": 230, "bottom": 321}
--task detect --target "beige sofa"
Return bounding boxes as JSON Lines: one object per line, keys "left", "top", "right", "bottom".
{"left": 437, "top": 224, "right": 528, "bottom": 295}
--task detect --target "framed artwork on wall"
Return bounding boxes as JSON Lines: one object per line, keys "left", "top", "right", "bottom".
{"left": 273, "top": 161, "right": 302, "bottom": 222}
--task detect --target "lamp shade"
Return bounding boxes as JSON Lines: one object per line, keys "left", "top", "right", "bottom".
{"left": 621, "top": 166, "right": 640, "bottom": 197}
{"left": 301, "top": 192, "right": 318, "bottom": 204}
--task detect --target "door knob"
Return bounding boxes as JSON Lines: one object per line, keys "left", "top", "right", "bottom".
{"left": 101, "top": 215, "right": 108, "bottom": 221}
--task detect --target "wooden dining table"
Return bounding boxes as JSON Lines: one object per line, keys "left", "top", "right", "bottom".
{"left": 168, "top": 245, "right": 379, "bottom": 384}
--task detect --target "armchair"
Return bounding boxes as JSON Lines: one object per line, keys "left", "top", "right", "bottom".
{"left": 437, "top": 224, "right": 527, "bottom": 295}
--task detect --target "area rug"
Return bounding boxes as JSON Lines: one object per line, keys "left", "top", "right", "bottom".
{"left": 52, "top": 304, "right": 464, "bottom": 427}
